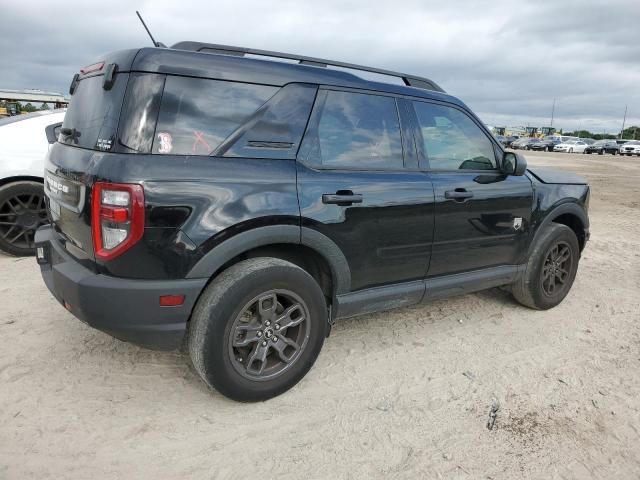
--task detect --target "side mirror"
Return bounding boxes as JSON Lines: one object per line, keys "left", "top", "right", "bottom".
{"left": 502, "top": 151, "right": 527, "bottom": 176}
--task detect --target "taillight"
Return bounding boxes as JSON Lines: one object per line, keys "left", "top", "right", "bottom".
{"left": 91, "top": 182, "right": 144, "bottom": 261}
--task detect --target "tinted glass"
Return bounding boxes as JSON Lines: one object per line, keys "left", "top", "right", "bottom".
{"left": 307, "top": 90, "right": 403, "bottom": 169}
{"left": 153, "top": 77, "right": 278, "bottom": 155}
{"left": 60, "top": 73, "right": 129, "bottom": 150}
{"left": 118, "top": 73, "right": 165, "bottom": 153}
{"left": 413, "top": 102, "right": 496, "bottom": 170}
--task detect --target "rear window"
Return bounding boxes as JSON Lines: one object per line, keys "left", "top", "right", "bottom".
{"left": 152, "top": 77, "right": 278, "bottom": 155}
{"left": 60, "top": 73, "right": 129, "bottom": 150}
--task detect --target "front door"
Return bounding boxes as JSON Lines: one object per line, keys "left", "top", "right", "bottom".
{"left": 409, "top": 99, "right": 533, "bottom": 277}
{"left": 297, "top": 88, "right": 435, "bottom": 292}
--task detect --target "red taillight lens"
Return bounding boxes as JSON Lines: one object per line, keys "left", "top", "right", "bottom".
{"left": 80, "top": 62, "right": 105, "bottom": 75}
{"left": 91, "top": 182, "right": 144, "bottom": 261}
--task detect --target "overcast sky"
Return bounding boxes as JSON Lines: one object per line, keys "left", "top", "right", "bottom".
{"left": 1, "top": 0, "right": 639, "bottom": 132}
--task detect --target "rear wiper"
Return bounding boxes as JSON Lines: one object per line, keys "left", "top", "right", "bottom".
{"left": 60, "top": 127, "right": 81, "bottom": 144}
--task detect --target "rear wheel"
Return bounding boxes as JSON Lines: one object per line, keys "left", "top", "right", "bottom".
{"left": 569, "top": 148, "right": 574, "bottom": 153}
{"left": 512, "top": 224, "right": 579, "bottom": 310}
{"left": 0, "top": 181, "right": 47, "bottom": 256}
{"left": 188, "top": 258, "right": 328, "bottom": 402}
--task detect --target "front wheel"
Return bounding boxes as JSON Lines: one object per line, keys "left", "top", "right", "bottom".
{"left": 188, "top": 257, "right": 328, "bottom": 402}
{"left": 0, "top": 181, "right": 48, "bottom": 256}
{"left": 569, "top": 148, "right": 574, "bottom": 153}
{"left": 511, "top": 224, "right": 579, "bottom": 310}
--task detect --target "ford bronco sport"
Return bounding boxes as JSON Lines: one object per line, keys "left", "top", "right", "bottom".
{"left": 35, "top": 42, "right": 590, "bottom": 401}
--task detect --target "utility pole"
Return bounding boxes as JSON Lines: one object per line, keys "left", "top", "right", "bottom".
{"left": 620, "top": 105, "right": 627, "bottom": 139}
{"left": 550, "top": 97, "right": 556, "bottom": 128}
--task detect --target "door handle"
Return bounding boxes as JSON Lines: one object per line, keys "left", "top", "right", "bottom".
{"left": 322, "top": 192, "right": 363, "bottom": 206}
{"left": 444, "top": 189, "right": 474, "bottom": 201}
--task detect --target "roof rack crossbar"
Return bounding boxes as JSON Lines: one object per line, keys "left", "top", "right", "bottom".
{"left": 170, "top": 41, "right": 445, "bottom": 93}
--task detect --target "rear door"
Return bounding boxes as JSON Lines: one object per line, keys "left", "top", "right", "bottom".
{"left": 408, "top": 100, "right": 533, "bottom": 277}
{"left": 297, "top": 88, "right": 435, "bottom": 292}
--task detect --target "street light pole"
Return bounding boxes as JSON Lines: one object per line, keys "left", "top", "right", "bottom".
{"left": 550, "top": 97, "right": 556, "bottom": 128}
{"left": 620, "top": 105, "right": 627, "bottom": 139}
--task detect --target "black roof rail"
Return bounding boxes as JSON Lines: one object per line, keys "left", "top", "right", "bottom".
{"left": 171, "top": 41, "right": 445, "bottom": 93}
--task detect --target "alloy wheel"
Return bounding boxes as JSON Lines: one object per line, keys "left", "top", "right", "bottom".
{"left": 0, "top": 193, "right": 47, "bottom": 251}
{"left": 541, "top": 241, "right": 572, "bottom": 297}
{"left": 228, "top": 289, "right": 311, "bottom": 381}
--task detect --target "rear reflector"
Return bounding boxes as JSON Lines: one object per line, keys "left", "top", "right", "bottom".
{"left": 159, "top": 295, "right": 185, "bottom": 307}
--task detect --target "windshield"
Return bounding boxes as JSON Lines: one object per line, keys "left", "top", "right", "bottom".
{"left": 59, "top": 73, "right": 129, "bottom": 150}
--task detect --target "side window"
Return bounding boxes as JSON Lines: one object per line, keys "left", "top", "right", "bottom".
{"left": 413, "top": 101, "right": 497, "bottom": 170}
{"left": 304, "top": 90, "right": 403, "bottom": 169}
{"left": 153, "top": 77, "right": 278, "bottom": 155}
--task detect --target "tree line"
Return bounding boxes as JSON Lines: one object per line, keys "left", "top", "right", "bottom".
{"left": 561, "top": 126, "right": 640, "bottom": 140}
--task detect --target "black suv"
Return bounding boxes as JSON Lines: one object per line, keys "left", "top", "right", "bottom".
{"left": 35, "top": 42, "right": 590, "bottom": 401}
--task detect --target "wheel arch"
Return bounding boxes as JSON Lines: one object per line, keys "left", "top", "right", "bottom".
{"left": 0, "top": 175, "right": 44, "bottom": 188}
{"left": 533, "top": 202, "right": 589, "bottom": 253}
{"left": 186, "top": 225, "right": 351, "bottom": 299}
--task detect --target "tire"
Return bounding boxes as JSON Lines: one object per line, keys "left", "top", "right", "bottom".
{"left": 0, "top": 180, "right": 47, "bottom": 256}
{"left": 569, "top": 148, "right": 573, "bottom": 153}
{"left": 188, "top": 257, "right": 328, "bottom": 402}
{"left": 598, "top": 151, "right": 603, "bottom": 155}
{"left": 525, "top": 145, "right": 531, "bottom": 150}
{"left": 511, "top": 224, "right": 579, "bottom": 310}
{"left": 548, "top": 146, "right": 553, "bottom": 152}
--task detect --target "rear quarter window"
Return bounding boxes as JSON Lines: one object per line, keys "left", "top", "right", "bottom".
{"left": 152, "top": 77, "right": 278, "bottom": 155}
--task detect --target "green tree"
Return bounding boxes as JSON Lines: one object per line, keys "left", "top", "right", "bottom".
{"left": 621, "top": 126, "right": 640, "bottom": 139}
{"left": 39, "top": 103, "right": 51, "bottom": 111}
{"left": 20, "top": 102, "right": 38, "bottom": 113}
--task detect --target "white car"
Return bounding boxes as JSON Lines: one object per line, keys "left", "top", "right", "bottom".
{"left": 0, "top": 109, "right": 66, "bottom": 255}
{"left": 553, "top": 140, "right": 588, "bottom": 154}
{"left": 619, "top": 141, "right": 640, "bottom": 156}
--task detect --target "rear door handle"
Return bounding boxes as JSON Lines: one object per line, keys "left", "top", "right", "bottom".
{"left": 444, "top": 189, "right": 474, "bottom": 200}
{"left": 322, "top": 192, "right": 363, "bottom": 206}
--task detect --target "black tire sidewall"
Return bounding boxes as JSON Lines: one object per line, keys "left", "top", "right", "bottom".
{"left": 190, "top": 259, "right": 327, "bottom": 402}
{"left": 0, "top": 180, "right": 44, "bottom": 256}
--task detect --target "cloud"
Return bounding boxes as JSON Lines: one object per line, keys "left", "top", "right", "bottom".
{"left": 1, "top": 0, "right": 638, "bottom": 132}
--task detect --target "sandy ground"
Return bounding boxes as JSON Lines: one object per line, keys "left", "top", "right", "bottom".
{"left": 1, "top": 151, "right": 639, "bottom": 479}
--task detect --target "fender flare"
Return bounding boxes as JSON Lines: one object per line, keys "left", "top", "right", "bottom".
{"left": 530, "top": 202, "right": 589, "bottom": 253}
{"left": 186, "top": 225, "right": 351, "bottom": 295}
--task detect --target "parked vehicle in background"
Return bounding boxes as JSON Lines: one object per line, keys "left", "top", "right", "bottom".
{"left": 35, "top": 42, "right": 590, "bottom": 402}
{"left": 502, "top": 135, "right": 519, "bottom": 148}
{"left": 511, "top": 137, "right": 541, "bottom": 150}
{"left": 554, "top": 140, "right": 589, "bottom": 153}
{"left": 584, "top": 140, "right": 619, "bottom": 155}
{"left": 0, "top": 109, "right": 66, "bottom": 255}
{"left": 619, "top": 141, "right": 640, "bottom": 156}
{"left": 530, "top": 138, "right": 560, "bottom": 152}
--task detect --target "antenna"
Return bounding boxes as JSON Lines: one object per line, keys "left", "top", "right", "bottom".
{"left": 136, "top": 11, "right": 165, "bottom": 48}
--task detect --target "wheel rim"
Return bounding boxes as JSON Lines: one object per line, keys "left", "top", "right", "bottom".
{"left": 0, "top": 192, "right": 47, "bottom": 250}
{"left": 228, "top": 289, "right": 311, "bottom": 381}
{"left": 541, "top": 241, "right": 573, "bottom": 297}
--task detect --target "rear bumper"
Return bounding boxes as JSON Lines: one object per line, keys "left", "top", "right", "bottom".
{"left": 35, "top": 225, "right": 207, "bottom": 350}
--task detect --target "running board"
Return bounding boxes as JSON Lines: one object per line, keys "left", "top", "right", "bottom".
{"left": 333, "top": 265, "right": 522, "bottom": 320}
